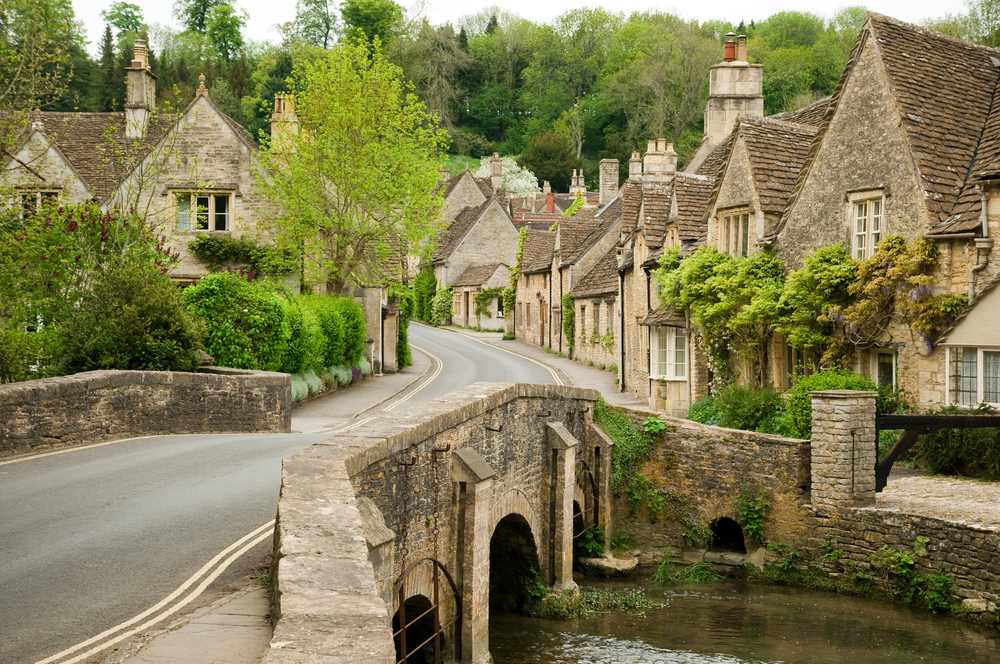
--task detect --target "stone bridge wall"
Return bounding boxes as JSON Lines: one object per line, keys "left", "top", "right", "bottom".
{"left": 0, "top": 367, "right": 291, "bottom": 454}
{"left": 265, "top": 383, "right": 601, "bottom": 664}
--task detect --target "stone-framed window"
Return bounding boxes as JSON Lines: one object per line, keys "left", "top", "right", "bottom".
{"left": 849, "top": 190, "right": 884, "bottom": 260}
{"left": 718, "top": 208, "right": 749, "bottom": 258}
{"left": 579, "top": 305, "right": 586, "bottom": 341}
{"left": 176, "top": 192, "right": 231, "bottom": 231}
{"left": 19, "top": 190, "right": 59, "bottom": 218}
{"left": 948, "top": 346, "right": 1000, "bottom": 406}
{"left": 592, "top": 301, "right": 601, "bottom": 336}
{"left": 650, "top": 325, "right": 686, "bottom": 380}
{"left": 872, "top": 349, "right": 896, "bottom": 388}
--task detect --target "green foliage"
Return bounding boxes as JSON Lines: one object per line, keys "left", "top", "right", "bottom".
{"left": 609, "top": 532, "right": 637, "bottom": 550}
{"left": 769, "top": 540, "right": 805, "bottom": 575}
{"left": 340, "top": 0, "right": 403, "bottom": 44}
{"left": 563, "top": 192, "right": 585, "bottom": 217}
{"left": 502, "top": 332, "right": 516, "bottom": 340}
{"left": 578, "top": 587, "right": 664, "bottom": 614}
{"left": 473, "top": 286, "right": 505, "bottom": 318}
{"left": 173, "top": 0, "right": 226, "bottom": 34}
{"left": 517, "top": 131, "right": 580, "bottom": 191}
{"left": 429, "top": 282, "right": 453, "bottom": 326}
{"left": 711, "top": 383, "right": 784, "bottom": 434}
{"left": 912, "top": 403, "right": 1000, "bottom": 479}
{"left": 101, "top": 2, "right": 144, "bottom": 37}
{"left": 561, "top": 292, "right": 575, "bottom": 350}
{"left": 822, "top": 538, "right": 844, "bottom": 562}
{"left": 188, "top": 232, "right": 295, "bottom": 277}
{"left": 333, "top": 296, "right": 366, "bottom": 366}
{"left": 653, "top": 552, "right": 722, "bottom": 583}
{"left": 594, "top": 398, "right": 662, "bottom": 492}
{"left": 642, "top": 416, "right": 667, "bottom": 435}
{"left": 182, "top": 272, "right": 290, "bottom": 371}
{"left": 390, "top": 283, "right": 414, "bottom": 369}
{"left": 280, "top": 298, "right": 325, "bottom": 374}
{"left": 776, "top": 244, "right": 856, "bottom": 358}
{"left": 413, "top": 266, "right": 437, "bottom": 322}
{"left": 686, "top": 396, "right": 721, "bottom": 426}
{"left": 503, "top": 228, "right": 528, "bottom": 313}
{"left": 57, "top": 261, "right": 205, "bottom": 374}
{"left": 206, "top": 2, "right": 246, "bottom": 62}
{"left": 574, "top": 526, "right": 605, "bottom": 557}
{"left": 682, "top": 523, "right": 712, "bottom": 547}
{"left": 733, "top": 488, "right": 769, "bottom": 545}
{"left": 777, "top": 369, "right": 904, "bottom": 439}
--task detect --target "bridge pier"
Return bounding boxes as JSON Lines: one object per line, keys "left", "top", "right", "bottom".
{"left": 546, "top": 422, "right": 581, "bottom": 594}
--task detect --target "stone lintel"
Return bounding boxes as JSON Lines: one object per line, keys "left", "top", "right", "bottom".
{"left": 452, "top": 446, "right": 495, "bottom": 483}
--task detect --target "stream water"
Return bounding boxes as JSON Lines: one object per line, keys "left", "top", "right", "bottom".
{"left": 490, "top": 577, "right": 1000, "bottom": 663}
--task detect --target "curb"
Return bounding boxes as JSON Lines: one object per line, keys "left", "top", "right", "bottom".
{"left": 353, "top": 350, "right": 435, "bottom": 419}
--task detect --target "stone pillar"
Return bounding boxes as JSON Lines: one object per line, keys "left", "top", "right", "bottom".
{"left": 545, "top": 422, "right": 579, "bottom": 593}
{"left": 809, "top": 390, "right": 878, "bottom": 507}
{"left": 589, "top": 422, "right": 615, "bottom": 553}
{"left": 452, "top": 448, "right": 494, "bottom": 664}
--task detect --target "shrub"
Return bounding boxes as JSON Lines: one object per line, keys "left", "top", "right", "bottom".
{"left": 290, "top": 375, "right": 309, "bottom": 401}
{"left": 777, "top": 369, "right": 903, "bottom": 439}
{"left": 358, "top": 358, "right": 372, "bottom": 376}
{"left": 413, "top": 266, "right": 436, "bottom": 322}
{"left": 687, "top": 396, "right": 721, "bottom": 425}
{"left": 58, "top": 261, "right": 204, "bottom": 374}
{"left": 594, "top": 397, "right": 663, "bottom": 492}
{"left": 280, "top": 299, "right": 325, "bottom": 375}
{"left": 302, "top": 368, "right": 323, "bottom": 394}
{"left": 391, "top": 284, "right": 414, "bottom": 369}
{"left": 912, "top": 404, "right": 1000, "bottom": 479}
{"left": 0, "top": 324, "right": 51, "bottom": 384}
{"left": 301, "top": 295, "right": 345, "bottom": 368}
{"left": 712, "top": 384, "right": 784, "bottom": 434}
{"left": 430, "top": 283, "right": 453, "bottom": 326}
{"left": 333, "top": 297, "right": 366, "bottom": 366}
{"left": 183, "top": 272, "right": 290, "bottom": 371}
{"left": 328, "top": 365, "right": 353, "bottom": 386}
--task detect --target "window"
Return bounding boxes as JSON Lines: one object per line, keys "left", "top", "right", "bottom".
{"left": 650, "top": 326, "right": 686, "bottom": 379}
{"left": 606, "top": 301, "right": 614, "bottom": 334}
{"left": 580, "top": 305, "right": 586, "bottom": 339}
{"left": 948, "top": 347, "right": 1000, "bottom": 406}
{"left": 718, "top": 210, "right": 750, "bottom": 257}
{"left": 874, "top": 351, "right": 896, "bottom": 388}
{"left": 592, "top": 301, "right": 600, "bottom": 335}
{"left": 19, "top": 191, "right": 58, "bottom": 218}
{"left": 176, "top": 193, "right": 231, "bottom": 231}
{"left": 851, "top": 194, "right": 883, "bottom": 260}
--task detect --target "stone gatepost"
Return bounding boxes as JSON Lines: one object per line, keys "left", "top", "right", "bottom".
{"left": 809, "top": 390, "right": 878, "bottom": 507}
{"left": 452, "top": 447, "right": 494, "bottom": 664}
{"left": 590, "top": 422, "right": 615, "bottom": 553}
{"left": 545, "top": 422, "right": 580, "bottom": 593}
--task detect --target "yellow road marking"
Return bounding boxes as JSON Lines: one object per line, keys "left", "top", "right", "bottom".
{"left": 0, "top": 435, "right": 165, "bottom": 466}
{"left": 470, "top": 337, "right": 565, "bottom": 386}
{"left": 384, "top": 344, "right": 443, "bottom": 412}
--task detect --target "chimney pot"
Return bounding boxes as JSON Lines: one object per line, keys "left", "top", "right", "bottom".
{"left": 736, "top": 35, "right": 747, "bottom": 62}
{"left": 656, "top": 138, "right": 667, "bottom": 152}
{"left": 543, "top": 180, "right": 551, "bottom": 194}
{"left": 724, "top": 33, "right": 736, "bottom": 62}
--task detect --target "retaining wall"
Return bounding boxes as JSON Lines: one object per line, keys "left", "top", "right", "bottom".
{"left": 0, "top": 367, "right": 290, "bottom": 454}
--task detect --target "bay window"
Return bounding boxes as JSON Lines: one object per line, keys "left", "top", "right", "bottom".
{"left": 650, "top": 326, "right": 686, "bottom": 380}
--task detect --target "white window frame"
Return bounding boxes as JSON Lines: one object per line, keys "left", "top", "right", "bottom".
{"left": 717, "top": 209, "right": 750, "bottom": 258}
{"left": 649, "top": 325, "right": 687, "bottom": 380}
{"left": 871, "top": 349, "right": 896, "bottom": 389}
{"left": 176, "top": 192, "right": 232, "bottom": 232}
{"left": 947, "top": 346, "right": 1000, "bottom": 407}
{"left": 848, "top": 191, "right": 884, "bottom": 261}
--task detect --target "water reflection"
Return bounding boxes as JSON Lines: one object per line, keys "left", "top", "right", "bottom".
{"left": 490, "top": 578, "right": 1000, "bottom": 663}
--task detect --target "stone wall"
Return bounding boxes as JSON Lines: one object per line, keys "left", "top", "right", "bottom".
{"left": 0, "top": 368, "right": 290, "bottom": 454}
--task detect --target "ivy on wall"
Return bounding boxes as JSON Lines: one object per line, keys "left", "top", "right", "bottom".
{"left": 561, "top": 292, "right": 575, "bottom": 350}
{"left": 188, "top": 233, "right": 296, "bottom": 276}
{"left": 503, "top": 227, "right": 528, "bottom": 313}
{"left": 474, "top": 286, "right": 506, "bottom": 318}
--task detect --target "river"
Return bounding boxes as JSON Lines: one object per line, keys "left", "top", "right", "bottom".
{"left": 490, "top": 577, "right": 1000, "bottom": 663}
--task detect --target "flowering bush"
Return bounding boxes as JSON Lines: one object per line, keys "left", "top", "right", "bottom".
{"left": 473, "top": 155, "right": 540, "bottom": 197}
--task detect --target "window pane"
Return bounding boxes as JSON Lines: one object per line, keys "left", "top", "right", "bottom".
{"left": 985, "top": 351, "right": 1000, "bottom": 403}
{"left": 877, "top": 353, "right": 894, "bottom": 387}
{"left": 176, "top": 194, "right": 190, "bottom": 230}
{"left": 950, "top": 347, "right": 978, "bottom": 406}
{"left": 658, "top": 329, "right": 668, "bottom": 377}
{"left": 871, "top": 199, "right": 881, "bottom": 249}
{"left": 855, "top": 202, "right": 867, "bottom": 259}
{"left": 195, "top": 195, "right": 210, "bottom": 230}
{"left": 674, "top": 328, "right": 686, "bottom": 378}
{"left": 741, "top": 214, "right": 749, "bottom": 257}
{"left": 723, "top": 217, "right": 730, "bottom": 254}
{"left": 214, "top": 195, "right": 229, "bottom": 231}
{"left": 594, "top": 305, "right": 600, "bottom": 334}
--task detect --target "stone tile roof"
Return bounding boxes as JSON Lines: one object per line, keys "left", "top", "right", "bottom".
{"left": 620, "top": 180, "right": 643, "bottom": 237}
{"left": 640, "top": 183, "right": 671, "bottom": 249}
{"left": 641, "top": 247, "right": 662, "bottom": 269}
{"left": 521, "top": 229, "right": 556, "bottom": 274}
{"left": 740, "top": 115, "right": 819, "bottom": 216}
{"left": 440, "top": 170, "right": 494, "bottom": 200}
{"left": 431, "top": 198, "right": 493, "bottom": 262}
{"left": 571, "top": 247, "right": 619, "bottom": 299}
{"left": 680, "top": 235, "right": 706, "bottom": 257}
{"left": 694, "top": 133, "right": 735, "bottom": 180}
{"left": 640, "top": 306, "right": 686, "bottom": 326}
{"left": 673, "top": 173, "right": 714, "bottom": 241}
{"left": 562, "top": 202, "right": 620, "bottom": 266}
{"left": 453, "top": 263, "right": 506, "bottom": 287}
{"left": 770, "top": 95, "right": 832, "bottom": 127}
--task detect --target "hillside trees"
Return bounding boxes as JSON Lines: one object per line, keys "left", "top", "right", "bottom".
{"left": 255, "top": 40, "right": 448, "bottom": 293}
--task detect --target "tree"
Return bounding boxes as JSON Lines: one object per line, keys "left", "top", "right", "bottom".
{"left": 968, "top": 0, "right": 1000, "bottom": 46}
{"left": 173, "top": 0, "right": 226, "bottom": 35}
{"left": 295, "top": 0, "right": 338, "bottom": 48}
{"left": 206, "top": 2, "right": 246, "bottom": 62}
{"left": 101, "top": 2, "right": 144, "bottom": 38}
{"left": 472, "top": 155, "right": 539, "bottom": 197}
{"left": 340, "top": 0, "right": 403, "bottom": 44}
{"left": 389, "top": 20, "right": 471, "bottom": 128}
{"left": 517, "top": 131, "right": 579, "bottom": 192}
{"left": 255, "top": 40, "right": 448, "bottom": 293}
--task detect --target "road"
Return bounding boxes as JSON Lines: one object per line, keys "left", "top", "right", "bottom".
{"left": 0, "top": 324, "right": 558, "bottom": 664}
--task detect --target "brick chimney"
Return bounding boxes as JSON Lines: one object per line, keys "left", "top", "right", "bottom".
{"left": 599, "top": 158, "right": 619, "bottom": 204}
{"left": 490, "top": 152, "right": 502, "bottom": 193}
{"left": 628, "top": 151, "right": 642, "bottom": 181}
{"left": 723, "top": 32, "right": 736, "bottom": 62}
{"left": 124, "top": 39, "right": 157, "bottom": 140}
{"left": 270, "top": 93, "right": 298, "bottom": 150}
{"left": 546, "top": 191, "right": 555, "bottom": 214}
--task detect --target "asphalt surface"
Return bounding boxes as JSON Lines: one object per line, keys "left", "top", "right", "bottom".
{"left": 0, "top": 322, "right": 561, "bottom": 664}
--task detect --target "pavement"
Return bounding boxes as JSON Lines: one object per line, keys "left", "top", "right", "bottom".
{"left": 99, "top": 328, "right": 642, "bottom": 664}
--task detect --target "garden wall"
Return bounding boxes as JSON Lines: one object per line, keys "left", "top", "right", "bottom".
{"left": 0, "top": 367, "right": 291, "bottom": 454}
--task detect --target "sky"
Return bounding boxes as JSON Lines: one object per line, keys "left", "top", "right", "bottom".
{"left": 71, "top": 0, "right": 970, "bottom": 55}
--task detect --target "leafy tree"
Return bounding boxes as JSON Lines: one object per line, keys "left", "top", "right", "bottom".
{"left": 173, "top": 0, "right": 226, "bottom": 35}
{"left": 255, "top": 39, "right": 448, "bottom": 294}
{"left": 295, "top": 0, "right": 338, "bottom": 48}
{"left": 968, "top": 0, "right": 1000, "bottom": 46}
{"left": 206, "top": 2, "right": 246, "bottom": 62}
{"left": 101, "top": 2, "right": 144, "bottom": 37}
{"left": 340, "top": 0, "right": 403, "bottom": 43}
{"left": 752, "top": 11, "right": 825, "bottom": 49}
{"left": 517, "top": 131, "right": 580, "bottom": 192}
{"left": 389, "top": 20, "right": 471, "bottom": 128}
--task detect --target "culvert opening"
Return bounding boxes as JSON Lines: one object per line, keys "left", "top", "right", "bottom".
{"left": 392, "top": 594, "right": 441, "bottom": 664}
{"left": 710, "top": 518, "right": 747, "bottom": 553}
{"left": 489, "top": 513, "right": 540, "bottom": 613}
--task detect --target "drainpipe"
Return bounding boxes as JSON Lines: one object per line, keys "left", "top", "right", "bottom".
{"left": 557, "top": 265, "right": 563, "bottom": 354}
{"left": 644, "top": 268, "right": 652, "bottom": 313}
{"left": 970, "top": 184, "right": 994, "bottom": 301}
{"left": 616, "top": 252, "right": 626, "bottom": 393}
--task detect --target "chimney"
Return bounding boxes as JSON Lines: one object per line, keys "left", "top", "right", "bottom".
{"left": 546, "top": 191, "right": 555, "bottom": 214}
{"left": 270, "top": 93, "right": 299, "bottom": 150}
{"left": 490, "top": 152, "right": 502, "bottom": 193}
{"left": 569, "top": 168, "right": 586, "bottom": 194}
{"left": 736, "top": 35, "right": 747, "bottom": 63}
{"left": 643, "top": 139, "right": 674, "bottom": 184}
{"left": 439, "top": 166, "right": 450, "bottom": 183}
{"left": 599, "top": 158, "right": 619, "bottom": 205}
{"left": 724, "top": 33, "right": 736, "bottom": 62}
{"left": 543, "top": 180, "right": 551, "bottom": 194}
{"left": 124, "top": 39, "right": 157, "bottom": 140}
{"left": 628, "top": 151, "right": 642, "bottom": 180}
{"left": 195, "top": 73, "right": 208, "bottom": 98}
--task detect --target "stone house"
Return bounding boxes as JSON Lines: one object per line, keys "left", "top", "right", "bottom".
{"left": 438, "top": 164, "right": 496, "bottom": 223}
{"left": 451, "top": 263, "right": 508, "bottom": 329}
{"left": 570, "top": 246, "right": 618, "bottom": 368}
{"left": 769, "top": 13, "right": 1000, "bottom": 409}
{"left": 515, "top": 229, "right": 555, "bottom": 347}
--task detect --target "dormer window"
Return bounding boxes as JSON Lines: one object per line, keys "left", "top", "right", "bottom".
{"left": 718, "top": 209, "right": 749, "bottom": 257}
{"left": 849, "top": 191, "right": 884, "bottom": 260}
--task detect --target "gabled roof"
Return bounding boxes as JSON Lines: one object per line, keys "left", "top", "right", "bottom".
{"left": 620, "top": 180, "right": 643, "bottom": 237}
{"left": 639, "top": 184, "right": 671, "bottom": 249}
{"left": 694, "top": 132, "right": 735, "bottom": 180}
{"left": 561, "top": 202, "right": 620, "bottom": 266}
{"left": 673, "top": 173, "right": 714, "bottom": 241}
{"left": 453, "top": 263, "right": 507, "bottom": 287}
{"left": 431, "top": 197, "right": 498, "bottom": 262}
{"left": 572, "top": 247, "right": 619, "bottom": 299}
{"left": 440, "top": 169, "right": 494, "bottom": 200}
{"left": 739, "top": 116, "right": 818, "bottom": 216}
{"left": 521, "top": 229, "right": 556, "bottom": 274}
{"left": 640, "top": 307, "right": 686, "bottom": 327}
{"left": 770, "top": 95, "right": 832, "bottom": 127}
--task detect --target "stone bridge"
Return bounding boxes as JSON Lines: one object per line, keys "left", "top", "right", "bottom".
{"left": 264, "top": 383, "right": 611, "bottom": 664}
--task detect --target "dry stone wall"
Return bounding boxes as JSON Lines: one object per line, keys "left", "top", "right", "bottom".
{"left": 0, "top": 367, "right": 290, "bottom": 454}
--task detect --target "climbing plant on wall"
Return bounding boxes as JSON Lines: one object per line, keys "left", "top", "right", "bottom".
{"left": 561, "top": 291, "right": 575, "bottom": 350}
{"left": 503, "top": 227, "right": 528, "bottom": 313}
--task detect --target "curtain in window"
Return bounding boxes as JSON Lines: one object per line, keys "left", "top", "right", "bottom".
{"left": 985, "top": 351, "right": 1000, "bottom": 404}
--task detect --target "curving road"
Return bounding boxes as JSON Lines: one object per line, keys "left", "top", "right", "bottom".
{"left": 0, "top": 324, "right": 559, "bottom": 664}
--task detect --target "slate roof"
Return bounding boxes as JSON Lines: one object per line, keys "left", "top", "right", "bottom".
{"left": 620, "top": 180, "right": 643, "bottom": 237}
{"left": 431, "top": 198, "right": 495, "bottom": 262}
{"left": 673, "top": 173, "right": 714, "bottom": 241}
{"left": 521, "top": 229, "right": 556, "bottom": 273}
{"left": 453, "top": 263, "right": 506, "bottom": 287}
{"left": 639, "top": 184, "right": 671, "bottom": 248}
{"left": 770, "top": 95, "right": 832, "bottom": 127}
{"left": 441, "top": 170, "right": 494, "bottom": 200}
{"left": 694, "top": 133, "right": 735, "bottom": 180}
{"left": 572, "top": 247, "right": 619, "bottom": 298}
{"left": 640, "top": 307, "right": 686, "bottom": 326}
{"left": 561, "top": 200, "right": 621, "bottom": 266}
{"left": 739, "top": 115, "right": 818, "bottom": 216}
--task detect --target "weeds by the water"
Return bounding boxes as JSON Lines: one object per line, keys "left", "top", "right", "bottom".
{"left": 578, "top": 588, "right": 666, "bottom": 618}
{"left": 652, "top": 552, "right": 723, "bottom": 584}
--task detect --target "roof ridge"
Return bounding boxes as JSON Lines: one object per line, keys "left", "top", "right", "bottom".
{"left": 869, "top": 12, "right": 1000, "bottom": 56}
{"left": 740, "top": 114, "right": 819, "bottom": 134}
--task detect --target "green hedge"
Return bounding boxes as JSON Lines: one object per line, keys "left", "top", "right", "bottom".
{"left": 913, "top": 405, "right": 1000, "bottom": 479}
{"left": 778, "top": 369, "right": 903, "bottom": 439}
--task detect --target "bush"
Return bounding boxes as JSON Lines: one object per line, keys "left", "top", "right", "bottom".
{"left": 413, "top": 267, "right": 436, "bottom": 323}
{"left": 280, "top": 299, "right": 325, "bottom": 375}
{"left": 301, "top": 295, "right": 345, "bottom": 368}
{"left": 183, "top": 272, "right": 290, "bottom": 371}
{"left": 58, "top": 261, "right": 205, "bottom": 374}
{"left": 0, "top": 324, "right": 51, "bottom": 384}
{"left": 358, "top": 358, "right": 372, "bottom": 376}
{"left": 333, "top": 297, "right": 366, "bottom": 366}
{"left": 290, "top": 375, "right": 309, "bottom": 401}
{"left": 712, "top": 384, "right": 784, "bottom": 434}
{"left": 686, "top": 396, "right": 721, "bottom": 425}
{"left": 302, "top": 368, "right": 323, "bottom": 394}
{"left": 430, "top": 283, "right": 453, "bottom": 326}
{"left": 328, "top": 365, "right": 353, "bottom": 386}
{"left": 912, "top": 404, "right": 1000, "bottom": 479}
{"left": 777, "top": 369, "right": 903, "bottom": 439}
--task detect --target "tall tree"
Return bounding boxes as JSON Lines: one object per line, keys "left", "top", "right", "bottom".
{"left": 255, "top": 40, "right": 448, "bottom": 293}
{"left": 101, "top": 2, "right": 144, "bottom": 38}
{"left": 340, "top": 0, "right": 403, "bottom": 44}
{"left": 389, "top": 20, "right": 471, "bottom": 127}
{"left": 96, "top": 24, "right": 117, "bottom": 111}
{"left": 173, "top": 0, "right": 225, "bottom": 35}
{"left": 295, "top": 0, "right": 338, "bottom": 48}
{"left": 206, "top": 2, "right": 246, "bottom": 61}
